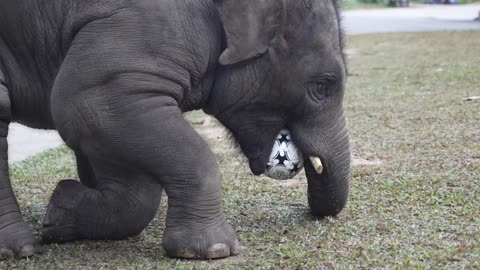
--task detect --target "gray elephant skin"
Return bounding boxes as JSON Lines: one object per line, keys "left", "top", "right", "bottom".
{"left": 0, "top": 0, "right": 350, "bottom": 260}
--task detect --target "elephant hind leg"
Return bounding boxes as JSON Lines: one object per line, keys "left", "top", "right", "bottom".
{"left": 42, "top": 169, "right": 162, "bottom": 243}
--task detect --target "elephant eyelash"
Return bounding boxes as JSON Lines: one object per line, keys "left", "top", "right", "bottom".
{"left": 311, "top": 73, "right": 337, "bottom": 82}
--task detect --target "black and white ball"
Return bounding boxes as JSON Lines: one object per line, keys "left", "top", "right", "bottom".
{"left": 264, "top": 129, "right": 304, "bottom": 180}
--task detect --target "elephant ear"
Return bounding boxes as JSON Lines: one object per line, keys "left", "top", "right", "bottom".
{"left": 213, "top": 0, "right": 287, "bottom": 65}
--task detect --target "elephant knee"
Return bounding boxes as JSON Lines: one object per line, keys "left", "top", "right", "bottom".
{"left": 107, "top": 192, "right": 161, "bottom": 239}
{"left": 44, "top": 179, "right": 163, "bottom": 242}
{"left": 97, "top": 184, "right": 162, "bottom": 240}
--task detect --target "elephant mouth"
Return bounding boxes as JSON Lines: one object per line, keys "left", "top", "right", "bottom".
{"left": 247, "top": 141, "right": 324, "bottom": 177}
{"left": 248, "top": 156, "right": 269, "bottom": 176}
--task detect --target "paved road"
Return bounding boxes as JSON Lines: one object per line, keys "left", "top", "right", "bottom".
{"left": 8, "top": 124, "right": 63, "bottom": 163}
{"left": 7, "top": 4, "right": 480, "bottom": 163}
{"left": 344, "top": 3, "right": 480, "bottom": 34}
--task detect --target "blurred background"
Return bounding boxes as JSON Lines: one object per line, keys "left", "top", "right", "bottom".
{"left": 344, "top": 0, "right": 480, "bottom": 8}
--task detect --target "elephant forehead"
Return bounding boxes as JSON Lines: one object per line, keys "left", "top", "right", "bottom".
{"left": 284, "top": 0, "right": 342, "bottom": 48}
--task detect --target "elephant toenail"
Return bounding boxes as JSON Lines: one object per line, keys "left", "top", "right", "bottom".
{"left": 207, "top": 243, "right": 230, "bottom": 259}
{"left": 231, "top": 240, "right": 241, "bottom": 255}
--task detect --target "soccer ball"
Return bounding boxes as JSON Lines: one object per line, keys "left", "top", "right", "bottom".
{"left": 264, "top": 129, "right": 304, "bottom": 180}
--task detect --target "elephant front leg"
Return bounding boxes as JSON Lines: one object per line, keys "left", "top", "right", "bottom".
{"left": 163, "top": 177, "right": 240, "bottom": 259}
{"left": 156, "top": 114, "right": 239, "bottom": 259}
{"left": 49, "top": 48, "right": 238, "bottom": 257}
{"left": 49, "top": 88, "right": 238, "bottom": 258}
{"left": 0, "top": 79, "right": 34, "bottom": 259}
{"left": 162, "top": 159, "right": 240, "bottom": 259}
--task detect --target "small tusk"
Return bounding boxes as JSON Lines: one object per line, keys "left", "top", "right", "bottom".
{"left": 309, "top": 156, "right": 324, "bottom": 174}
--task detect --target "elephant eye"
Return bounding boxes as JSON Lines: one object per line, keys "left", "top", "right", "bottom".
{"left": 306, "top": 81, "right": 329, "bottom": 103}
{"left": 305, "top": 73, "right": 336, "bottom": 103}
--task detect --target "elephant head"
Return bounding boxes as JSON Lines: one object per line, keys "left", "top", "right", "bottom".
{"left": 206, "top": 0, "right": 350, "bottom": 217}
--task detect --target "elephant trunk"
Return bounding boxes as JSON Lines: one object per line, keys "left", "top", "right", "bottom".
{"left": 291, "top": 110, "right": 351, "bottom": 217}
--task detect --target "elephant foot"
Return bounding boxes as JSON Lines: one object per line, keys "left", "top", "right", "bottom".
{"left": 0, "top": 221, "right": 35, "bottom": 259}
{"left": 163, "top": 221, "right": 240, "bottom": 260}
{"left": 0, "top": 188, "right": 35, "bottom": 260}
{"left": 42, "top": 180, "right": 83, "bottom": 243}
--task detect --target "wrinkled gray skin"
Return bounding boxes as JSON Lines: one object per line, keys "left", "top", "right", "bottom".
{"left": 0, "top": 0, "right": 349, "bottom": 260}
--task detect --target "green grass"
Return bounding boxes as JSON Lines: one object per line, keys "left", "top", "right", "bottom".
{"left": 342, "top": 1, "right": 387, "bottom": 10}
{"left": 3, "top": 31, "right": 480, "bottom": 269}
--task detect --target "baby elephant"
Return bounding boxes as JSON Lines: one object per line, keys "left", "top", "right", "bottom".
{"left": 0, "top": 0, "right": 350, "bottom": 259}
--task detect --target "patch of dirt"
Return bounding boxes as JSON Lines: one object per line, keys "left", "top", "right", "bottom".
{"left": 209, "top": 253, "right": 247, "bottom": 269}
{"left": 195, "top": 116, "right": 228, "bottom": 141}
{"left": 352, "top": 155, "right": 385, "bottom": 167}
